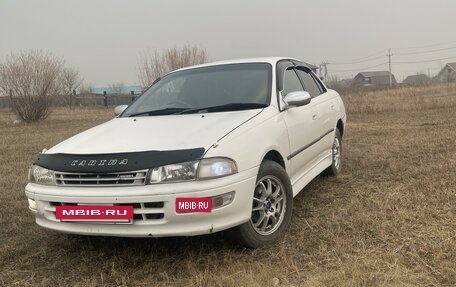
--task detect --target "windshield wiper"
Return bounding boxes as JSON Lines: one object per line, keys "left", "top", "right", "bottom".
{"left": 128, "top": 107, "right": 187, "bottom": 117}
{"left": 176, "top": 103, "right": 268, "bottom": 115}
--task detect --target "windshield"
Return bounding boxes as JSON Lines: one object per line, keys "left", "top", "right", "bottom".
{"left": 122, "top": 63, "right": 272, "bottom": 117}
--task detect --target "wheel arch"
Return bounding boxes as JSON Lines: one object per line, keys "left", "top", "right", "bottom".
{"left": 262, "top": 149, "right": 286, "bottom": 171}
{"left": 336, "top": 119, "right": 344, "bottom": 138}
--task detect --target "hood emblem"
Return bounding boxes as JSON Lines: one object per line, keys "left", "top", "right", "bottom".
{"left": 70, "top": 159, "right": 128, "bottom": 167}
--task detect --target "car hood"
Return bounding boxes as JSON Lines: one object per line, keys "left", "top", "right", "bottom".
{"left": 46, "top": 109, "right": 263, "bottom": 155}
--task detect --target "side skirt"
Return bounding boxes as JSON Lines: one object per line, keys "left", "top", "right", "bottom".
{"left": 291, "top": 152, "right": 332, "bottom": 197}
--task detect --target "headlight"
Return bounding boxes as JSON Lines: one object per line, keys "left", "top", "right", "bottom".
{"left": 29, "top": 165, "right": 56, "bottom": 186}
{"left": 149, "top": 160, "right": 199, "bottom": 184}
{"left": 148, "top": 158, "right": 237, "bottom": 184}
{"left": 197, "top": 158, "right": 237, "bottom": 179}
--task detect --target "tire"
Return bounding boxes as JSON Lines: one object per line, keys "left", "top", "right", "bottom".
{"left": 227, "top": 160, "right": 293, "bottom": 249}
{"left": 323, "top": 128, "right": 342, "bottom": 176}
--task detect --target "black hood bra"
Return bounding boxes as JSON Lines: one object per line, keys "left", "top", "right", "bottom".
{"left": 33, "top": 148, "right": 205, "bottom": 173}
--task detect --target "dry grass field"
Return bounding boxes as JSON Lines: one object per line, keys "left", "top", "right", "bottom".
{"left": 1, "top": 84, "right": 455, "bottom": 286}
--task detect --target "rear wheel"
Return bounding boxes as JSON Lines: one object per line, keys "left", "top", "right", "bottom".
{"left": 324, "top": 128, "right": 342, "bottom": 176}
{"left": 228, "top": 160, "right": 293, "bottom": 248}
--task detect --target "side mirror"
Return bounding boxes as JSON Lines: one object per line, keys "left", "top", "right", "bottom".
{"left": 283, "top": 91, "right": 311, "bottom": 108}
{"left": 114, "top": 105, "right": 128, "bottom": 116}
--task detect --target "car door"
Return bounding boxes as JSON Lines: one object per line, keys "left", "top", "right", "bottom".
{"left": 295, "top": 67, "right": 335, "bottom": 159}
{"left": 279, "top": 66, "right": 321, "bottom": 181}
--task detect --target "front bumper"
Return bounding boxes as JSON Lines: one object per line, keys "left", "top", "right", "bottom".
{"left": 25, "top": 168, "right": 258, "bottom": 237}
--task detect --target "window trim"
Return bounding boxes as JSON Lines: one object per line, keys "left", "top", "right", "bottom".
{"left": 275, "top": 60, "right": 295, "bottom": 111}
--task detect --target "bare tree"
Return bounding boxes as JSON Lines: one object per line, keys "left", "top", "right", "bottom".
{"left": 61, "top": 67, "right": 82, "bottom": 108}
{"left": 79, "top": 82, "right": 93, "bottom": 96}
{"left": 108, "top": 81, "right": 125, "bottom": 94}
{"left": 0, "top": 50, "right": 65, "bottom": 122}
{"left": 137, "top": 44, "right": 208, "bottom": 87}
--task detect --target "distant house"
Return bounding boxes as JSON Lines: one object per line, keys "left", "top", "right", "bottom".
{"left": 353, "top": 71, "right": 397, "bottom": 86}
{"left": 435, "top": 63, "right": 456, "bottom": 82}
{"left": 403, "top": 74, "right": 431, "bottom": 86}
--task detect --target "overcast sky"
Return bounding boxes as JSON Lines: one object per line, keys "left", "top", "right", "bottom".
{"left": 1, "top": 0, "right": 456, "bottom": 86}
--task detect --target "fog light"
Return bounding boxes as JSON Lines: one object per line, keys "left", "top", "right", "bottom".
{"left": 211, "top": 191, "right": 235, "bottom": 209}
{"left": 28, "top": 199, "right": 37, "bottom": 210}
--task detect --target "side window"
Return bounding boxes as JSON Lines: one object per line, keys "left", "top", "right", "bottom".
{"left": 282, "top": 68, "right": 303, "bottom": 96}
{"left": 296, "top": 69, "right": 322, "bottom": 97}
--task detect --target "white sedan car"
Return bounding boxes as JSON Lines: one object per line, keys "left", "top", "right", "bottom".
{"left": 26, "top": 57, "right": 346, "bottom": 248}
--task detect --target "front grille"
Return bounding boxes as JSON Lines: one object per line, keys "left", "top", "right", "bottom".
{"left": 50, "top": 201, "right": 165, "bottom": 222}
{"left": 55, "top": 170, "right": 148, "bottom": 186}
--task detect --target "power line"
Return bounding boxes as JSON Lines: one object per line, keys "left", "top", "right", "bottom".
{"left": 325, "top": 41, "right": 456, "bottom": 78}
{"left": 328, "top": 54, "right": 385, "bottom": 65}
{"left": 395, "top": 56, "right": 456, "bottom": 64}
{"left": 329, "top": 62, "right": 388, "bottom": 73}
{"left": 395, "top": 46, "right": 456, "bottom": 56}
{"left": 331, "top": 49, "right": 385, "bottom": 65}
{"left": 392, "top": 40, "right": 456, "bottom": 50}
{"left": 326, "top": 41, "right": 456, "bottom": 67}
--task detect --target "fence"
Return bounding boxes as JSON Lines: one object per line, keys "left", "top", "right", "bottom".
{"left": 0, "top": 94, "right": 139, "bottom": 109}
{"left": 0, "top": 96, "right": 10, "bottom": 109}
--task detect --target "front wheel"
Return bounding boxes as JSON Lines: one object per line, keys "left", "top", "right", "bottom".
{"left": 227, "top": 160, "right": 293, "bottom": 248}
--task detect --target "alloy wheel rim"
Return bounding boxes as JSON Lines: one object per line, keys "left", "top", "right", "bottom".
{"left": 250, "top": 175, "right": 286, "bottom": 236}
{"left": 333, "top": 137, "right": 341, "bottom": 169}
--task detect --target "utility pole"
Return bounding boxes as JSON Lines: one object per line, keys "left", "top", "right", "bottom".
{"left": 387, "top": 48, "right": 393, "bottom": 86}
{"left": 324, "top": 62, "right": 328, "bottom": 83}
{"left": 320, "top": 62, "right": 328, "bottom": 82}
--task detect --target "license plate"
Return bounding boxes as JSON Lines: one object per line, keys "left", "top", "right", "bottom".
{"left": 55, "top": 205, "right": 134, "bottom": 222}
{"left": 175, "top": 198, "right": 212, "bottom": 214}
